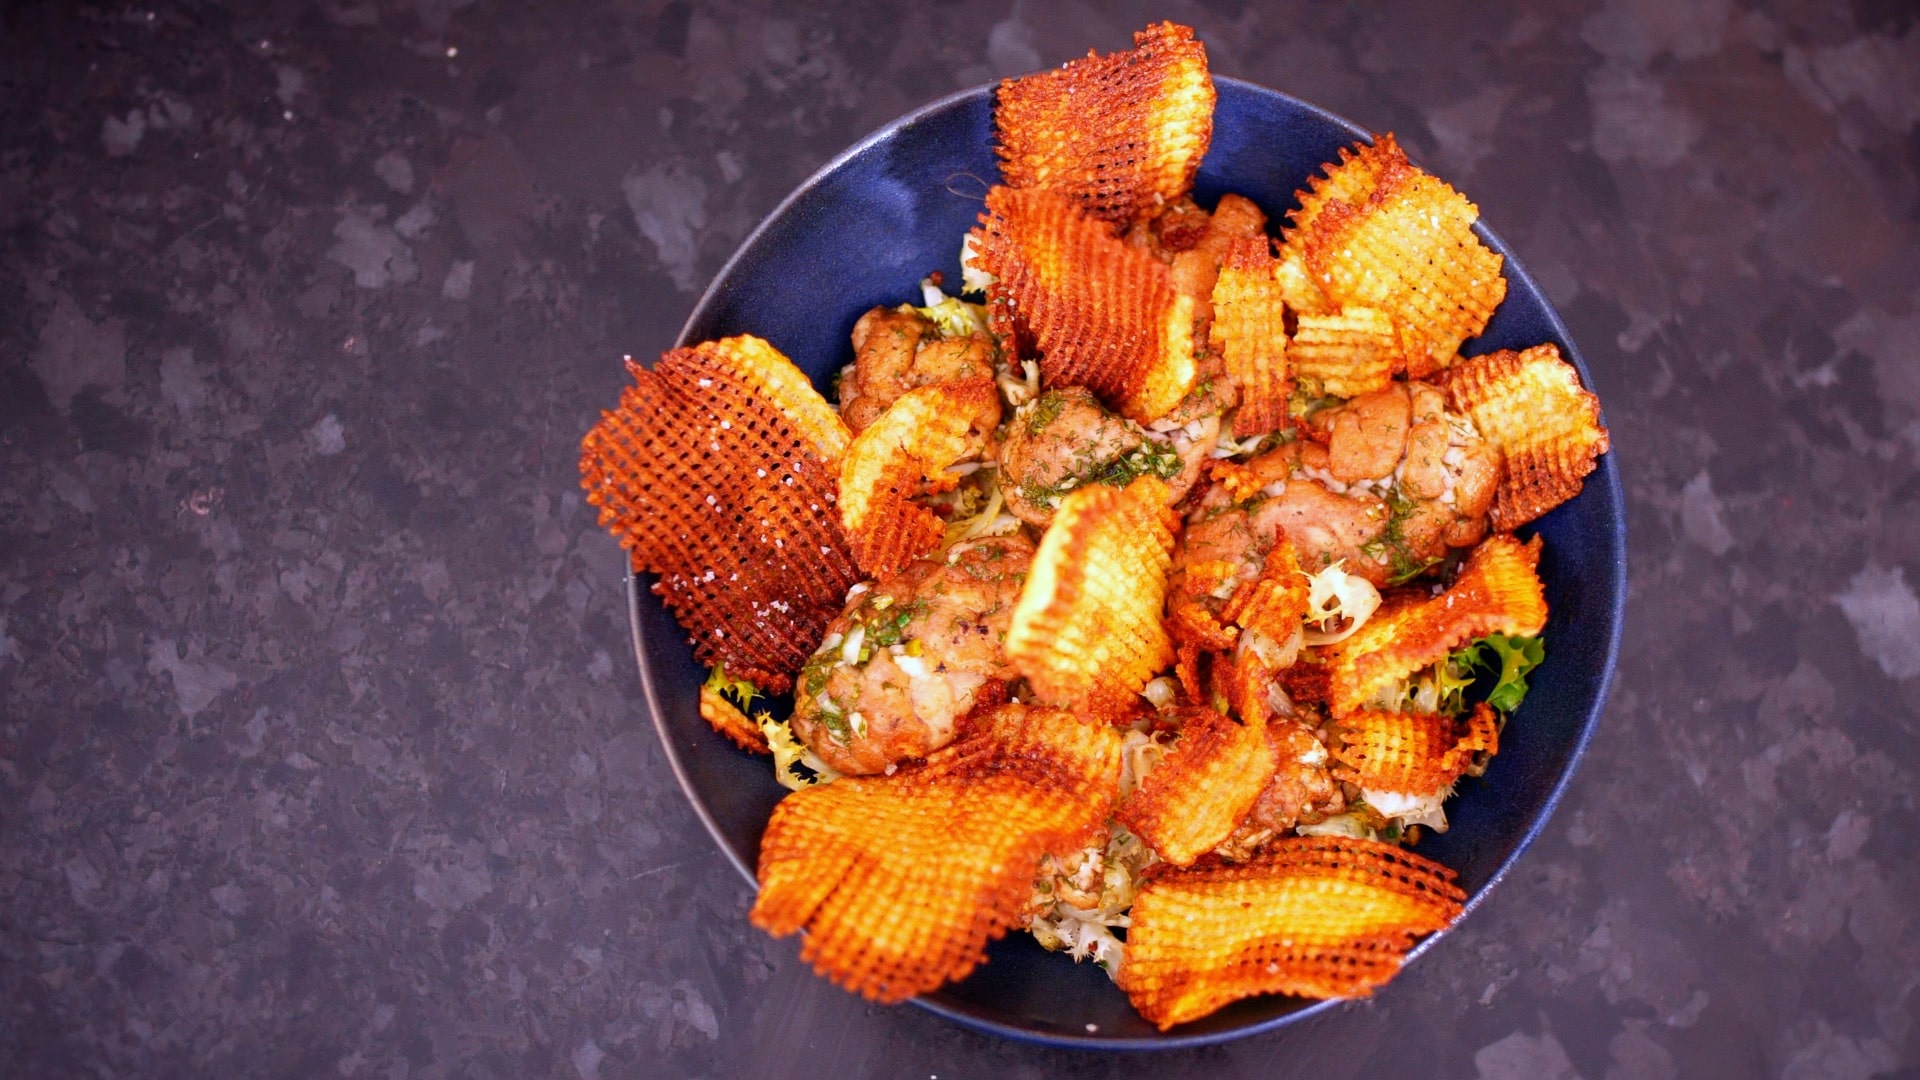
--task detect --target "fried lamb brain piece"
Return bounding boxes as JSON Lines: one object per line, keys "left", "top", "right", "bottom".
{"left": 1442, "top": 343, "right": 1611, "bottom": 531}
{"left": 1332, "top": 702, "right": 1500, "bottom": 796}
{"left": 839, "top": 378, "right": 1000, "bottom": 576}
{"left": 1325, "top": 534, "right": 1549, "bottom": 716}
{"left": 1208, "top": 237, "right": 1290, "bottom": 438}
{"left": 1006, "top": 476, "right": 1180, "bottom": 715}
{"left": 579, "top": 336, "right": 859, "bottom": 692}
{"left": 751, "top": 704, "right": 1123, "bottom": 1003}
{"left": 1283, "top": 133, "right": 1506, "bottom": 378}
{"left": 1119, "top": 836, "right": 1466, "bottom": 1028}
{"left": 1119, "top": 708, "right": 1277, "bottom": 867}
{"left": 993, "top": 21, "right": 1214, "bottom": 227}
{"left": 971, "top": 185, "right": 1198, "bottom": 425}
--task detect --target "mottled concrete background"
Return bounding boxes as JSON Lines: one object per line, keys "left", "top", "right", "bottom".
{"left": 2, "top": 0, "right": 1917, "bottom": 1076}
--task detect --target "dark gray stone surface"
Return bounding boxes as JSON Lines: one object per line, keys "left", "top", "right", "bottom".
{"left": 3, "top": 1, "right": 1917, "bottom": 1076}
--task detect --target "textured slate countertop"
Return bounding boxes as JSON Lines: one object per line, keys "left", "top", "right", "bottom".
{"left": 4, "top": 1, "right": 1917, "bottom": 1076}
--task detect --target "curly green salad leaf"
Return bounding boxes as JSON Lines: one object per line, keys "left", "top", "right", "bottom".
{"left": 704, "top": 663, "right": 761, "bottom": 711}
{"left": 1456, "top": 633, "right": 1545, "bottom": 713}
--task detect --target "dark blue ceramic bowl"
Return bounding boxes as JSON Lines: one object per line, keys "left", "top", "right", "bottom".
{"left": 624, "top": 78, "right": 1626, "bottom": 1048}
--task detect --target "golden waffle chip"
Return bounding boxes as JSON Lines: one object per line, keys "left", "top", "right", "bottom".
{"left": 1332, "top": 702, "right": 1499, "bottom": 796}
{"left": 1169, "top": 557, "right": 1240, "bottom": 651}
{"left": 1222, "top": 645, "right": 1275, "bottom": 727}
{"left": 1119, "top": 708, "right": 1274, "bottom": 866}
{"left": 1205, "top": 458, "right": 1266, "bottom": 504}
{"left": 1175, "top": 640, "right": 1205, "bottom": 703}
{"left": 1284, "top": 135, "right": 1506, "bottom": 377}
{"left": 1221, "top": 542, "right": 1310, "bottom": 645}
{"left": 1441, "top": 343, "right": 1611, "bottom": 531}
{"left": 698, "top": 685, "right": 769, "bottom": 753}
{"left": 1209, "top": 237, "right": 1290, "bottom": 437}
{"left": 752, "top": 703, "right": 1123, "bottom": 1002}
{"left": 1274, "top": 245, "right": 1335, "bottom": 317}
{"left": 1119, "top": 836, "right": 1466, "bottom": 1027}
{"left": 972, "top": 186, "right": 1198, "bottom": 424}
{"left": 1325, "top": 534, "right": 1548, "bottom": 715}
{"left": 1286, "top": 134, "right": 1408, "bottom": 244}
{"left": 1006, "top": 476, "right": 1180, "bottom": 715}
{"left": 993, "top": 22, "right": 1214, "bottom": 226}
{"left": 839, "top": 379, "right": 1000, "bottom": 576}
{"left": 580, "top": 336, "right": 860, "bottom": 691}
{"left": 1290, "top": 306, "right": 1401, "bottom": 399}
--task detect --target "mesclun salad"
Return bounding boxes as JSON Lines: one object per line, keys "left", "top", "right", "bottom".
{"left": 582, "top": 21, "right": 1609, "bottom": 1030}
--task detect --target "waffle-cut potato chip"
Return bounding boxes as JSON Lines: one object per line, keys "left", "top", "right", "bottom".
{"left": 1279, "top": 658, "right": 1331, "bottom": 706}
{"left": 1169, "top": 558, "right": 1240, "bottom": 651}
{"left": 1175, "top": 641, "right": 1205, "bottom": 703}
{"left": 1291, "top": 307, "right": 1401, "bottom": 399}
{"left": 580, "top": 336, "right": 861, "bottom": 691}
{"left": 1118, "top": 708, "right": 1275, "bottom": 866}
{"left": 972, "top": 186, "right": 1199, "bottom": 424}
{"left": 1285, "top": 135, "right": 1506, "bottom": 377}
{"left": 1325, "top": 535, "right": 1548, "bottom": 715}
{"left": 1205, "top": 459, "right": 1266, "bottom": 504}
{"left": 752, "top": 703, "right": 1122, "bottom": 1002}
{"left": 1209, "top": 237, "right": 1290, "bottom": 437}
{"left": 994, "top": 22, "right": 1214, "bottom": 227}
{"left": 1223, "top": 645, "right": 1276, "bottom": 727}
{"left": 1274, "top": 245, "right": 1335, "bottom": 317}
{"left": 1332, "top": 702, "right": 1499, "bottom": 796}
{"left": 1285, "top": 134, "right": 1408, "bottom": 247}
{"left": 699, "top": 685, "right": 768, "bottom": 753}
{"left": 1441, "top": 343, "right": 1611, "bottom": 531}
{"left": 839, "top": 379, "right": 1001, "bottom": 575}
{"left": 1222, "top": 542, "right": 1310, "bottom": 645}
{"left": 1007, "top": 476, "right": 1180, "bottom": 715}
{"left": 1119, "top": 836, "right": 1466, "bottom": 1027}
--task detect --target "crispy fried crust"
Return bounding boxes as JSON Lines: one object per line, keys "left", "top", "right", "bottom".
{"left": 1119, "top": 836, "right": 1466, "bottom": 1027}
{"left": 993, "top": 22, "right": 1214, "bottom": 226}
{"left": 1283, "top": 134, "right": 1506, "bottom": 377}
{"left": 699, "top": 685, "right": 769, "bottom": 753}
{"left": 1332, "top": 702, "right": 1499, "bottom": 795}
{"left": 580, "top": 337, "right": 860, "bottom": 691}
{"left": 1209, "top": 237, "right": 1291, "bottom": 437}
{"left": 752, "top": 704, "right": 1122, "bottom": 1002}
{"left": 1006, "top": 476, "right": 1180, "bottom": 715}
{"left": 1119, "top": 708, "right": 1276, "bottom": 866}
{"left": 972, "top": 186, "right": 1198, "bottom": 424}
{"left": 1290, "top": 307, "right": 1401, "bottom": 399}
{"left": 1275, "top": 245, "right": 1335, "bottom": 317}
{"left": 1222, "top": 542, "right": 1310, "bottom": 646}
{"left": 839, "top": 379, "right": 1000, "bottom": 576}
{"left": 1441, "top": 343, "right": 1611, "bottom": 531}
{"left": 1325, "top": 534, "right": 1548, "bottom": 715}
{"left": 1169, "top": 557, "right": 1240, "bottom": 651}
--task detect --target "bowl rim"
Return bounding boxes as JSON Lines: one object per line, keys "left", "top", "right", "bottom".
{"left": 622, "top": 75, "right": 1627, "bottom": 1050}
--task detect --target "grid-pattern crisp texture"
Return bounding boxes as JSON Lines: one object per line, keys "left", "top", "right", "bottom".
{"left": 1291, "top": 307, "right": 1401, "bottom": 399}
{"left": 698, "top": 685, "right": 768, "bottom": 753}
{"left": 1209, "top": 237, "right": 1291, "bottom": 437}
{"left": 1441, "top": 343, "right": 1611, "bottom": 531}
{"left": 1324, "top": 535, "right": 1548, "bottom": 715}
{"left": 1332, "top": 702, "right": 1499, "bottom": 795}
{"left": 579, "top": 336, "right": 859, "bottom": 692}
{"left": 1274, "top": 246, "right": 1335, "bottom": 317}
{"left": 972, "top": 186, "right": 1198, "bottom": 424}
{"left": 751, "top": 704, "right": 1123, "bottom": 1002}
{"left": 839, "top": 378, "right": 1000, "bottom": 576}
{"left": 1283, "top": 134, "right": 1506, "bottom": 378}
{"left": 1006, "top": 476, "right": 1179, "bottom": 716}
{"left": 1222, "top": 542, "right": 1310, "bottom": 646}
{"left": 1119, "top": 708, "right": 1275, "bottom": 866}
{"left": 993, "top": 21, "right": 1214, "bottom": 227}
{"left": 1168, "top": 557, "right": 1241, "bottom": 651}
{"left": 1119, "top": 836, "right": 1466, "bottom": 1028}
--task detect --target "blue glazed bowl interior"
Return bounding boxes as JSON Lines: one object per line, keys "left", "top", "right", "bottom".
{"left": 625, "top": 78, "right": 1626, "bottom": 1049}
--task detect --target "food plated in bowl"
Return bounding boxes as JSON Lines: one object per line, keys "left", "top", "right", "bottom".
{"left": 588, "top": 23, "right": 1625, "bottom": 1047}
